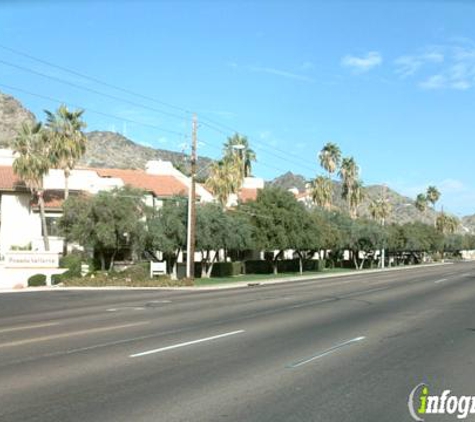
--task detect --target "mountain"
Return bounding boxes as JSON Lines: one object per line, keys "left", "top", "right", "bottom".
{"left": 269, "top": 172, "right": 440, "bottom": 226}
{"left": 461, "top": 215, "right": 475, "bottom": 234}
{"left": 82, "top": 131, "right": 213, "bottom": 175}
{"left": 0, "top": 92, "right": 36, "bottom": 146}
{"left": 0, "top": 90, "right": 212, "bottom": 176}
{"left": 269, "top": 171, "right": 308, "bottom": 192}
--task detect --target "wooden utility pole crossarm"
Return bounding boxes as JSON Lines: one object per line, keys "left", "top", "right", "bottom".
{"left": 186, "top": 114, "right": 197, "bottom": 280}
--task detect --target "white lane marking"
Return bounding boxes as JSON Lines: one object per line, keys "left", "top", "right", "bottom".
{"left": 0, "top": 322, "right": 149, "bottom": 349}
{"left": 106, "top": 307, "right": 145, "bottom": 312}
{"left": 288, "top": 336, "right": 366, "bottom": 368}
{"left": 148, "top": 300, "right": 172, "bottom": 304}
{"left": 434, "top": 278, "right": 448, "bottom": 284}
{"left": 0, "top": 322, "right": 60, "bottom": 334}
{"left": 130, "top": 330, "right": 245, "bottom": 358}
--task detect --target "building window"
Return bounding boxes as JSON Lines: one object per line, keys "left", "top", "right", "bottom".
{"left": 42, "top": 216, "right": 62, "bottom": 237}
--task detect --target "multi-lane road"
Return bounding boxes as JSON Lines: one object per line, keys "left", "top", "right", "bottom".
{"left": 1, "top": 262, "right": 475, "bottom": 421}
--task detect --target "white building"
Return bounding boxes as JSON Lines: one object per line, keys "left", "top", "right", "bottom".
{"left": 0, "top": 148, "right": 213, "bottom": 260}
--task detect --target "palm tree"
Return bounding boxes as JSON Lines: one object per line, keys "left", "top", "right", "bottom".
{"left": 12, "top": 122, "right": 52, "bottom": 251}
{"left": 311, "top": 175, "right": 332, "bottom": 209}
{"left": 369, "top": 196, "right": 392, "bottom": 225}
{"left": 318, "top": 142, "right": 341, "bottom": 208}
{"left": 339, "top": 157, "right": 359, "bottom": 215}
{"left": 223, "top": 133, "right": 256, "bottom": 179}
{"left": 436, "top": 213, "right": 459, "bottom": 234}
{"left": 45, "top": 105, "right": 87, "bottom": 199}
{"left": 318, "top": 142, "right": 341, "bottom": 176}
{"left": 426, "top": 186, "right": 441, "bottom": 210}
{"left": 415, "top": 193, "right": 428, "bottom": 213}
{"left": 349, "top": 180, "right": 365, "bottom": 219}
{"left": 205, "top": 158, "right": 241, "bottom": 206}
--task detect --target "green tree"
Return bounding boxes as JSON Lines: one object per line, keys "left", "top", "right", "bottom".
{"left": 318, "top": 142, "right": 342, "bottom": 177}
{"left": 45, "top": 105, "right": 87, "bottom": 199}
{"left": 195, "top": 203, "right": 253, "bottom": 278}
{"left": 349, "top": 179, "right": 365, "bottom": 219}
{"left": 223, "top": 133, "right": 256, "bottom": 178}
{"left": 245, "top": 187, "right": 320, "bottom": 274}
{"left": 12, "top": 122, "right": 52, "bottom": 251}
{"left": 318, "top": 142, "right": 341, "bottom": 208}
{"left": 415, "top": 193, "right": 428, "bottom": 213}
{"left": 60, "top": 186, "right": 146, "bottom": 270}
{"left": 147, "top": 198, "right": 187, "bottom": 279}
{"left": 310, "top": 175, "right": 332, "bottom": 209}
{"left": 339, "top": 157, "right": 359, "bottom": 217}
{"left": 426, "top": 186, "right": 441, "bottom": 209}
{"left": 205, "top": 158, "right": 242, "bottom": 206}
{"left": 369, "top": 196, "right": 392, "bottom": 225}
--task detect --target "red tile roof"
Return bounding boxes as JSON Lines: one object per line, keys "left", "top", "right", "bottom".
{"left": 95, "top": 168, "right": 192, "bottom": 198}
{"left": 0, "top": 166, "right": 27, "bottom": 191}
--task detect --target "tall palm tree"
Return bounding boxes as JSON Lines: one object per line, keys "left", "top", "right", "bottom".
{"left": 349, "top": 180, "right": 365, "bottom": 219}
{"left": 205, "top": 158, "right": 241, "bottom": 206}
{"left": 318, "top": 142, "right": 342, "bottom": 176}
{"left": 426, "top": 186, "right": 441, "bottom": 210}
{"left": 415, "top": 193, "right": 428, "bottom": 213}
{"left": 318, "top": 142, "right": 341, "bottom": 208}
{"left": 223, "top": 133, "right": 256, "bottom": 179}
{"left": 369, "top": 197, "right": 392, "bottom": 225}
{"left": 339, "top": 157, "right": 359, "bottom": 215}
{"left": 311, "top": 175, "right": 332, "bottom": 209}
{"left": 45, "top": 105, "right": 87, "bottom": 199}
{"left": 12, "top": 122, "right": 52, "bottom": 251}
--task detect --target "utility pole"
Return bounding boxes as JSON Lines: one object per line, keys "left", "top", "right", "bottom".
{"left": 186, "top": 114, "right": 197, "bottom": 280}
{"left": 381, "top": 184, "right": 387, "bottom": 269}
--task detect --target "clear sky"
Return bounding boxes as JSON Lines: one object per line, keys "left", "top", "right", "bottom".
{"left": 1, "top": 0, "right": 475, "bottom": 215}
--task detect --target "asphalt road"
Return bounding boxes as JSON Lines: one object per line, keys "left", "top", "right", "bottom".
{"left": 1, "top": 263, "right": 475, "bottom": 422}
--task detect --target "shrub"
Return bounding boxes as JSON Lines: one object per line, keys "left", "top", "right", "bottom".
{"left": 245, "top": 260, "right": 273, "bottom": 274}
{"left": 211, "top": 262, "right": 243, "bottom": 277}
{"left": 28, "top": 274, "right": 46, "bottom": 287}
{"left": 52, "top": 253, "right": 83, "bottom": 284}
{"left": 303, "top": 259, "right": 326, "bottom": 272}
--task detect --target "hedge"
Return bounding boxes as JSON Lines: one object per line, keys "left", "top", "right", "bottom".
{"left": 211, "top": 262, "right": 243, "bottom": 277}
{"left": 28, "top": 274, "right": 46, "bottom": 287}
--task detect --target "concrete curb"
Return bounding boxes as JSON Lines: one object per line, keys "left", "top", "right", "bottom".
{"left": 0, "top": 262, "right": 453, "bottom": 294}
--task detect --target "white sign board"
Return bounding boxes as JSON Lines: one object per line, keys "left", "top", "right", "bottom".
{"left": 5, "top": 252, "right": 60, "bottom": 269}
{"left": 150, "top": 261, "right": 167, "bottom": 277}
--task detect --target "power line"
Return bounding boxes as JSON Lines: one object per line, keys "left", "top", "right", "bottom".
{"left": 0, "top": 83, "right": 187, "bottom": 139}
{"left": 0, "top": 44, "right": 319, "bottom": 172}
{"left": 0, "top": 43, "right": 192, "bottom": 115}
{"left": 0, "top": 58, "right": 188, "bottom": 123}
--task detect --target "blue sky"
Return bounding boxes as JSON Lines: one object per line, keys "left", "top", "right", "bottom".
{"left": 1, "top": 0, "right": 475, "bottom": 215}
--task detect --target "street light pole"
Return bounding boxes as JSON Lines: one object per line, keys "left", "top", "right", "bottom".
{"left": 381, "top": 184, "right": 387, "bottom": 269}
{"left": 186, "top": 114, "right": 197, "bottom": 280}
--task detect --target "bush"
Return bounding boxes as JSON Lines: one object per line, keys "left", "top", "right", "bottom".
{"left": 245, "top": 260, "right": 273, "bottom": 274}
{"left": 52, "top": 253, "right": 83, "bottom": 284}
{"left": 277, "top": 259, "right": 300, "bottom": 273}
{"left": 28, "top": 274, "right": 46, "bottom": 287}
{"left": 211, "top": 262, "right": 243, "bottom": 277}
{"left": 303, "top": 259, "right": 326, "bottom": 272}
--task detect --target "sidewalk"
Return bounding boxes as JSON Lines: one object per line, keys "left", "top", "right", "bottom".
{"left": 0, "top": 262, "right": 453, "bottom": 294}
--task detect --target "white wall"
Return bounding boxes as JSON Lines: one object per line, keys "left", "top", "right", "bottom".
{"left": 0, "top": 192, "right": 39, "bottom": 255}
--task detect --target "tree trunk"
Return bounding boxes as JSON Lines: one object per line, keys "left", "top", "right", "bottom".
{"left": 109, "top": 250, "right": 117, "bottom": 271}
{"left": 206, "top": 251, "right": 218, "bottom": 278}
{"left": 273, "top": 250, "right": 283, "bottom": 275}
{"left": 201, "top": 250, "right": 208, "bottom": 278}
{"left": 353, "top": 250, "right": 359, "bottom": 269}
{"left": 296, "top": 251, "right": 303, "bottom": 275}
{"left": 38, "top": 190, "right": 50, "bottom": 251}
{"left": 100, "top": 253, "right": 106, "bottom": 271}
{"left": 64, "top": 169, "right": 70, "bottom": 200}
